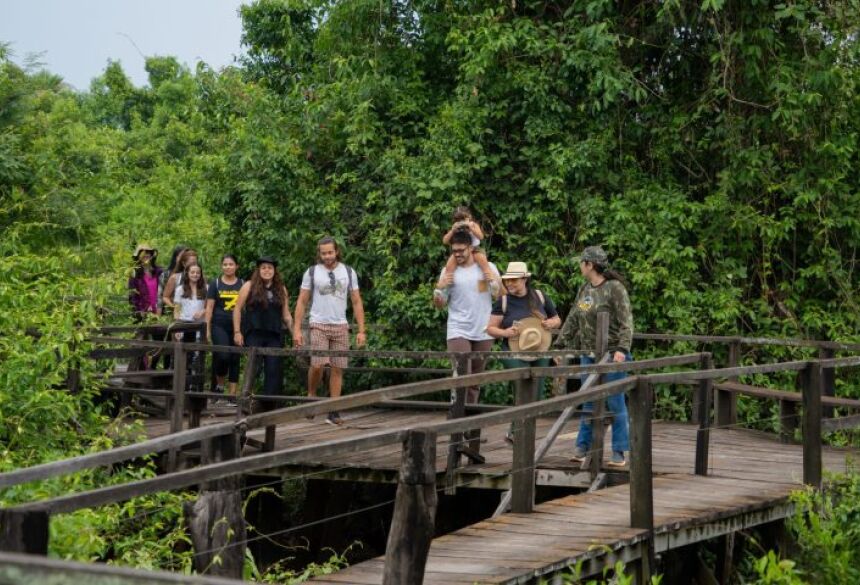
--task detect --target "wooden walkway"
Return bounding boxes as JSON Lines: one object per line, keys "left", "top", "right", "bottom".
{"left": 142, "top": 407, "right": 858, "bottom": 583}
{"left": 310, "top": 473, "right": 800, "bottom": 584}
{"left": 145, "top": 408, "right": 855, "bottom": 487}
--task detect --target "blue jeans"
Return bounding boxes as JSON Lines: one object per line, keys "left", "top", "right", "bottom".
{"left": 500, "top": 357, "right": 551, "bottom": 400}
{"left": 577, "top": 353, "right": 631, "bottom": 453}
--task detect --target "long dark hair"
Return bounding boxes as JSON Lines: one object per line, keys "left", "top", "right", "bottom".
{"left": 594, "top": 264, "right": 630, "bottom": 290}
{"left": 248, "top": 266, "right": 288, "bottom": 308}
{"left": 166, "top": 245, "right": 187, "bottom": 274}
{"left": 525, "top": 280, "right": 547, "bottom": 319}
{"left": 181, "top": 265, "right": 206, "bottom": 299}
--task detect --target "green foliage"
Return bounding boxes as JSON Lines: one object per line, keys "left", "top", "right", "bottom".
{"left": 244, "top": 543, "right": 357, "bottom": 583}
{"left": 750, "top": 551, "right": 804, "bottom": 585}
{"left": 785, "top": 472, "right": 860, "bottom": 583}
{"left": 537, "top": 555, "right": 663, "bottom": 584}
{"left": 213, "top": 0, "right": 860, "bottom": 368}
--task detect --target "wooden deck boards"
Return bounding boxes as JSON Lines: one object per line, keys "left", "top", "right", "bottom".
{"left": 141, "top": 407, "right": 858, "bottom": 584}
{"left": 309, "top": 473, "right": 799, "bottom": 585}
{"left": 144, "top": 408, "right": 858, "bottom": 481}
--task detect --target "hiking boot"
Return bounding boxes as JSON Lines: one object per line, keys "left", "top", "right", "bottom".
{"left": 504, "top": 431, "right": 514, "bottom": 445}
{"left": 488, "top": 278, "right": 501, "bottom": 297}
{"left": 569, "top": 446, "right": 588, "bottom": 463}
{"left": 433, "top": 288, "right": 449, "bottom": 303}
{"left": 326, "top": 412, "right": 345, "bottom": 426}
{"left": 607, "top": 451, "right": 627, "bottom": 468}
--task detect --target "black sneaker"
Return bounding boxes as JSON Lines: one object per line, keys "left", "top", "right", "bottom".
{"left": 326, "top": 412, "right": 344, "bottom": 426}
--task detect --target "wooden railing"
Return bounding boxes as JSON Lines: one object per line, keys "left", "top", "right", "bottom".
{"left": 5, "top": 321, "right": 860, "bottom": 583}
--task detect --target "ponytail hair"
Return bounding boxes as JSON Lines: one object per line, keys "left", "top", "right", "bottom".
{"left": 595, "top": 265, "right": 629, "bottom": 290}
{"left": 525, "top": 280, "right": 547, "bottom": 319}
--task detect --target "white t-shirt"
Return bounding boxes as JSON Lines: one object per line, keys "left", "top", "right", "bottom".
{"left": 173, "top": 285, "right": 205, "bottom": 322}
{"left": 301, "top": 263, "right": 360, "bottom": 325}
{"left": 440, "top": 262, "right": 499, "bottom": 341}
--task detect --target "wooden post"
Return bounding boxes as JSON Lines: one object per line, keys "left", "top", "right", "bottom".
{"left": 383, "top": 429, "right": 438, "bottom": 585}
{"left": 445, "top": 357, "right": 466, "bottom": 495}
{"left": 818, "top": 347, "right": 835, "bottom": 418}
{"left": 589, "top": 312, "right": 609, "bottom": 479}
{"left": 0, "top": 508, "right": 49, "bottom": 554}
{"left": 168, "top": 343, "right": 187, "bottom": 471}
{"left": 628, "top": 376, "right": 654, "bottom": 583}
{"left": 510, "top": 376, "right": 538, "bottom": 513}
{"left": 185, "top": 431, "right": 245, "bottom": 579}
{"left": 780, "top": 398, "right": 799, "bottom": 444}
{"left": 695, "top": 353, "right": 714, "bottom": 476}
{"left": 802, "top": 362, "right": 823, "bottom": 489}
{"left": 716, "top": 340, "right": 740, "bottom": 427}
{"left": 715, "top": 533, "right": 735, "bottom": 585}
{"left": 235, "top": 348, "right": 258, "bottom": 422}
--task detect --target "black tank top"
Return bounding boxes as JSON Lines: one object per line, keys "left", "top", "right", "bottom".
{"left": 243, "top": 288, "right": 283, "bottom": 335}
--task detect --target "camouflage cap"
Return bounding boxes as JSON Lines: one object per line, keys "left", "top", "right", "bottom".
{"left": 576, "top": 245, "right": 609, "bottom": 266}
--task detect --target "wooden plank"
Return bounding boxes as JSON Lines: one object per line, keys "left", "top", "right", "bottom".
{"left": 822, "top": 413, "right": 860, "bottom": 432}
{"left": 645, "top": 360, "right": 810, "bottom": 384}
{"left": 715, "top": 381, "right": 860, "bottom": 409}
{"left": 15, "top": 377, "right": 638, "bottom": 514}
{"left": 634, "top": 332, "right": 860, "bottom": 352}
{"left": 0, "top": 368, "right": 526, "bottom": 490}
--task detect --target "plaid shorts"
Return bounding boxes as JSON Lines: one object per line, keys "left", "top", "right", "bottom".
{"left": 309, "top": 323, "right": 350, "bottom": 368}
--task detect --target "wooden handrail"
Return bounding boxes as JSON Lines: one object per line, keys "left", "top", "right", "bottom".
{"left": 89, "top": 336, "right": 593, "bottom": 361}
{"left": 8, "top": 376, "right": 638, "bottom": 515}
{"left": 634, "top": 332, "right": 860, "bottom": 352}
{"left": 0, "top": 354, "right": 809, "bottom": 491}
{"left": 715, "top": 381, "right": 860, "bottom": 409}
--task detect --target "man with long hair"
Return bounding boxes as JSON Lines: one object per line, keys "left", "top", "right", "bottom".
{"left": 293, "top": 237, "right": 367, "bottom": 425}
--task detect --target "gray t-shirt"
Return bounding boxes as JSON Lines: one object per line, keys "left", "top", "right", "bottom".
{"left": 439, "top": 262, "right": 499, "bottom": 341}
{"left": 301, "top": 263, "right": 359, "bottom": 325}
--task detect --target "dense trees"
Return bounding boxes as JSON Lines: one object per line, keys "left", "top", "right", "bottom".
{"left": 210, "top": 0, "right": 860, "bottom": 356}
{"left": 1, "top": 0, "right": 860, "bottom": 579}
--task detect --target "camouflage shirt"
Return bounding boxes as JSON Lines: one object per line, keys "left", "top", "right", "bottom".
{"left": 555, "top": 279, "right": 633, "bottom": 355}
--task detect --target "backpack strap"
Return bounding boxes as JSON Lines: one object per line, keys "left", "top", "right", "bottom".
{"left": 501, "top": 294, "right": 507, "bottom": 314}
{"left": 536, "top": 289, "right": 545, "bottom": 306}
{"left": 345, "top": 264, "right": 354, "bottom": 292}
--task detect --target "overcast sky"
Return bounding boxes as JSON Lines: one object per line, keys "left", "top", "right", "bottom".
{"left": 1, "top": 0, "right": 247, "bottom": 90}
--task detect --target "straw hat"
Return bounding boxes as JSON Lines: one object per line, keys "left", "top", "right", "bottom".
{"left": 510, "top": 316, "right": 552, "bottom": 354}
{"left": 132, "top": 243, "right": 157, "bottom": 260}
{"left": 501, "top": 261, "right": 531, "bottom": 280}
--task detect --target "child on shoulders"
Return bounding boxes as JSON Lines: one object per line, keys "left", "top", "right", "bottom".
{"left": 441, "top": 205, "right": 495, "bottom": 283}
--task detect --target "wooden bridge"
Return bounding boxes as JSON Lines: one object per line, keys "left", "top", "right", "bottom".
{"left": 1, "top": 323, "right": 860, "bottom": 584}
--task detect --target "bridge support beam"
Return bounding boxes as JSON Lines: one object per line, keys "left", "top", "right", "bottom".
{"left": 383, "top": 429, "right": 437, "bottom": 585}
{"left": 695, "top": 353, "right": 714, "bottom": 475}
{"left": 629, "top": 376, "right": 654, "bottom": 584}
{"left": 802, "top": 363, "right": 823, "bottom": 489}
{"left": 184, "top": 432, "right": 245, "bottom": 579}
{"left": 511, "top": 377, "right": 539, "bottom": 513}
